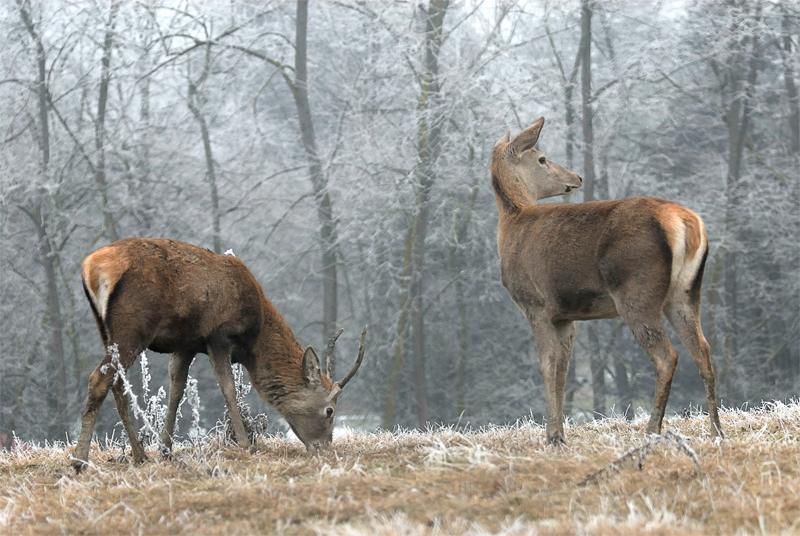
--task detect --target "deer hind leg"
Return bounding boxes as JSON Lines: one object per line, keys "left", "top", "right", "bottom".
{"left": 161, "top": 351, "right": 196, "bottom": 451}
{"left": 106, "top": 338, "right": 149, "bottom": 465}
{"left": 73, "top": 341, "right": 147, "bottom": 471}
{"left": 625, "top": 312, "right": 678, "bottom": 435}
{"left": 527, "top": 313, "right": 573, "bottom": 445}
{"left": 73, "top": 356, "right": 117, "bottom": 472}
{"left": 111, "top": 375, "right": 148, "bottom": 465}
{"left": 609, "top": 282, "right": 679, "bottom": 435}
{"left": 665, "top": 299, "right": 723, "bottom": 437}
{"left": 208, "top": 339, "right": 250, "bottom": 448}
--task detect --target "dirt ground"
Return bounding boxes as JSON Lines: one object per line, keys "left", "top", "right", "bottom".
{"left": 1, "top": 402, "right": 798, "bottom": 535}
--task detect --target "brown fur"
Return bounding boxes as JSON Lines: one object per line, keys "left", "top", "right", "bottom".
{"left": 72, "top": 238, "right": 355, "bottom": 472}
{"left": 491, "top": 118, "right": 722, "bottom": 444}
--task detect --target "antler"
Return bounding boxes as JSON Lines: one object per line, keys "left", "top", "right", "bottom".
{"left": 325, "top": 328, "right": 344, "bottom": 379}
{"left": 336, "top": 325, "right": 367, "bottom": 389}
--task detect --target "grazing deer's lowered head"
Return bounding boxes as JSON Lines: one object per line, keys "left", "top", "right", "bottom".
{"left": 491, "top": 117, "right": 722, "bottom": 445}
{"left": 72, "top": 238, "right": 366, "bottom": 472}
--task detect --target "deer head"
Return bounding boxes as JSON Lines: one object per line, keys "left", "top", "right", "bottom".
{"left": 280, "top": 326, "right": 367, "bottom": 453}
{"left": 492, "top": 117, "right": 582, "bottom": 205}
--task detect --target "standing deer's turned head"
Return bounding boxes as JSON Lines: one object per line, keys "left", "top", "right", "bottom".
{"left": 492, "top": 117, "right": 583, "bottom": 208}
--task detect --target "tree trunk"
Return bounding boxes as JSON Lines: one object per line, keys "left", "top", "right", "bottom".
{"left": 452, "top": 183, "right": 479, "bottom": 418}
{"left": 293, "top": 0, "right": 338, "bottom": 363}
{"left": 94, "top": 2, "right": 120, "bottom": 242}
{"left": 136, "top": 47, "right": 154, "bottom": 229}
{"left": 383, "top": 227, "right": 414, "bottom": 429}
{"left": 186, "top": 44, "right": 221, "bottom": 254}
{"left": 579, "top": 0, "right": 595, "bottom": 204}
{"left": 17, "top": 0, "right": 67, "bottom": 438}
{"left": 779, "top": 10, "right": 799, "bottom": 156}
{"left": 587, "top": 324, "right": 604, "bottom": 417}
{"left": 409, "top": 0, "right": 449, "bottom": 427}
{"left": 719, "top": 8, "right": 760, "bottom": 400}
{"left": 544, "top": 20, "right": 581, "bottom": 170}
{"left": 409, "top": 207, "right": 430, "bottom": 426}
{"left": 612, "top": 355, "right": 632, "bottom": 418}
{"left": 382, "top": 0, "right": 449, "bottom": 428}
{"left": 37, "top": 218, "right": 68, "bottom": 437}
{"left": 579, "top": 0, "right": 604, "bottom": 417}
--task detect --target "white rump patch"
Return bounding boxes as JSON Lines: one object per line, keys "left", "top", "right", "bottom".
{"left": 668, "top": 217, "right": 706, "bottom": 300}
{"left": 224, "top": 249, "right": 236, "bottom": 256}
{"left": 84, "top": 274, "right": 113, "bottom": 321}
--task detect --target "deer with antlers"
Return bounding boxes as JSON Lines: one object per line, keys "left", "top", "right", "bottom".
{"left": 491, "top": 117, "right": 722, "bottom": 445}
{"left": 73, "top": 238, "right": 366, "bottom": 472}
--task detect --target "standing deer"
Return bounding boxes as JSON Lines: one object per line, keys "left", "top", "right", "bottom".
{"left": 491, "top": 117, "right": 722, "bottom": 444}
{"left": 73, "top": 238, "right": 366, "bottom": 472}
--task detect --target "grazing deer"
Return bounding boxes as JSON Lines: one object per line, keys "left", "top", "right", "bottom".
{"left": 73, "top": 238, "right": 366, "bottom": 472}
{"left": 491, "top": 117, "right": 722, "bottom": 444}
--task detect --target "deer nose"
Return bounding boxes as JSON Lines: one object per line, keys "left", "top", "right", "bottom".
{"left": 577, "top": 175, "right": 583, "bottom": 185}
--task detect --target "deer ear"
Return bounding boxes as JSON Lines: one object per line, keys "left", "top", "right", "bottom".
{"left": 509, "top": 117, "right": 545, "bottom": 155}
{"left": 494, "top": 130, "right": 510, "bottom": 149}
{"left": 302, "top": 346, "right": 322, "bottom": 386}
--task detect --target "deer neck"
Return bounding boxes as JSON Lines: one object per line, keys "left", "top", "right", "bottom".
{"left": 491, "top": 168, "right": 537, "bottom": 245}
{"left": 246, "top": 300, "right": 307, "bottom": 410}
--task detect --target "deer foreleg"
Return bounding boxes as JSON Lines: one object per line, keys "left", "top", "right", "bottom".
{"left": 553, "top": 320, "right": 576, "bottom": 433}
{"left": 208, "top": 341, "right": 250, "bottom": 448}
{"left": 530, "top": 317, "right": 566, "bottom": 445}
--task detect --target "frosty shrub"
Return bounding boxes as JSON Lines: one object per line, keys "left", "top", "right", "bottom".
{"left": 106, "top": 351, "right": 264, "bottom": 451}
{"left": 137, "top": 352, "right": 168, "bottom": 447}
{"left": 182, "top": 376, "right": 203, "bottom": 445}
{"left": 102, "top": 344, "right": 169, "bottom": 457}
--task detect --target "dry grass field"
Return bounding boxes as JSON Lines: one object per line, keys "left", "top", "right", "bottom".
{"left": 1, "top": 402, "right": 798, "bottom": 535}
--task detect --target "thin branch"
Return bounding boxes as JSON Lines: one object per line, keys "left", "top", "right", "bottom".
{"left": 580, "top": 431, "right": 702, "bottom": 486}
{"left": 263, "top": 192, "right": 314, "bottom": 248}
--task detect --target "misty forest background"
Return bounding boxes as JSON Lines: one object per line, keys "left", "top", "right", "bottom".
{"left": 0, "top": 0, "right": 798, "bottom": 446}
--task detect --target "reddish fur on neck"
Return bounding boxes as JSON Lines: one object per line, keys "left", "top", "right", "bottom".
{"left": 491, "top": 142, "right": 535, "bottom": 216}
{"left": 251, "top": 299, "right": 332, "bottom": 397}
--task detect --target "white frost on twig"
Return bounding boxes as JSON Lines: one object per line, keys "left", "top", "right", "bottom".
{"left": 580, "top": 430, "right": 702, "bottom": 485}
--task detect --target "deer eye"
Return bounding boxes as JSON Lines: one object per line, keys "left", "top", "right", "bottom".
{"left": 538, "top": 156, "right": 547, "bottom": 164}
{"left": 325, "top": 407, "right": 334, "bottom": 418}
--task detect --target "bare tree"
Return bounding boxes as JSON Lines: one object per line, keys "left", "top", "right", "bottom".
{"left": 384, "top": 0, "right": 449, "bottom": 429}
{"left": 93, "top": 2, "right": 121, "bottom": 242}
{"left": 186, "top": 41, "right": 221, "bottom": 254}
{"left": 293, "top": 0, "right": 339, "bottom": 363}
{"left": 14, "top": 0, "right": 68, "bottom": 436}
